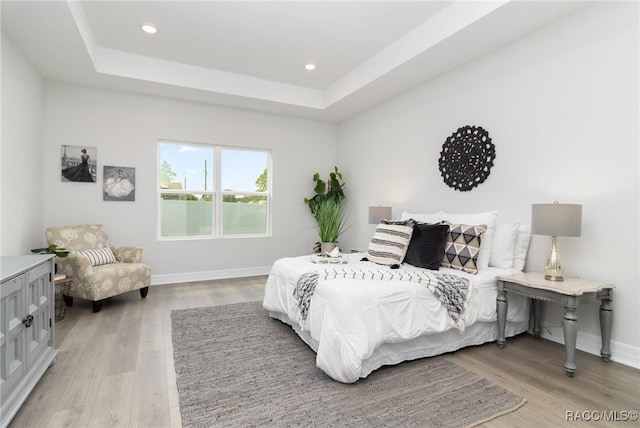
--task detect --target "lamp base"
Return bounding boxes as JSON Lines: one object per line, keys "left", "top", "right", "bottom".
{"left": 544, "top": 236, "right": 564, "bottom": 282}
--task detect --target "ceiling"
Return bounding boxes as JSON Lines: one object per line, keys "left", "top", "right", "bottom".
{"left": 1, "top": 1, "right": 590, "bottom": 122}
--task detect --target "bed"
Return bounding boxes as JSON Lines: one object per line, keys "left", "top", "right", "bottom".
{"left": 262, "top": 212, "right": 531, "bottom": 383}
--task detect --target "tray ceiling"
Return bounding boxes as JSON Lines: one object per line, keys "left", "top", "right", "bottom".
{"left": 1, "top": 1, "right": 589, "bottom": 121}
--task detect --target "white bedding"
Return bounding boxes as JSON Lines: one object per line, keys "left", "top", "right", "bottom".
{"left": 262, "top": 252, "right": 529, "bottom": 383}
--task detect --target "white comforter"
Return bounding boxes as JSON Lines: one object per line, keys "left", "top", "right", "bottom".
{"left": 262, "top": 253, "right": 528, "bottom": 383}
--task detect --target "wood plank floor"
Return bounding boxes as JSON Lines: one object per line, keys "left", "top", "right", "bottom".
{"left": 9, "top": 276, "right": 640, "bottom": 427}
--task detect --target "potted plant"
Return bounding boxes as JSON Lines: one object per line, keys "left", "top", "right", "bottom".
{"left": 304, "top": 167, "right": 349, "bottom": 253}
{"left": 31, "top": 244, "right": 70, "bottom": 273}
{"left": 315, "top": 198, "right": 349, "bottom": 254}
{"left": 31, "top": 244, "right": 70, "bottom": 257}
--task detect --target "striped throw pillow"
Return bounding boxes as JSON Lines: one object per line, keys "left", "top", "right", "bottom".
{"left": 76, "top": 247, "right": 117, "bottom": 266}
{"left": 367, "top": 220, "right": 415, "bottom": 267}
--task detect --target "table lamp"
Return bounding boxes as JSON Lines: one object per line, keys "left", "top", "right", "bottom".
{"left": 369, "top": 206, "right": 392, "bottom": 224}
{"left": 531, "top": 201, "right": 582, "bottom": 281}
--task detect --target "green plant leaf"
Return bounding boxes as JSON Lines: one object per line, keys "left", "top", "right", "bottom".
{"left": 313, "top": 180, "right": 326, "bottom": 195}
{"left": 30, "top": 244, "right": 70, "bottom": 257}
{"left": 314, "top": 198, "right": 351, "bottom": 243}
{"left": 304, "top": 166, "right": 347, "bottom": 217}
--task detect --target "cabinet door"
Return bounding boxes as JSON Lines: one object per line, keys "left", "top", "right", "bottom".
{"left": 25, "top": 263, "right": 51, "bottom": 367}
{"left": 0, "top": 275, "right": 26, "bottom": 399}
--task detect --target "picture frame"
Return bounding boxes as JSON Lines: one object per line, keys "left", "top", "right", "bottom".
{"left": 103, "top": 165, "right": 136, "bottom": 201}
{"left": 61, "top": 145, "right": 97, "bottom": 182}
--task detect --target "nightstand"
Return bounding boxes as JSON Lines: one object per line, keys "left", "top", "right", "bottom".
{"left": 496, "top": 272, "right": 614, "bottom": 377}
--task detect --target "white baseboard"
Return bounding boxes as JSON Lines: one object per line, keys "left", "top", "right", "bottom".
{"left": 150, "top": 266, "right": 271, "bottom": 286}
{"left": 540, "top": 327, "right": 639, "bottom": 370}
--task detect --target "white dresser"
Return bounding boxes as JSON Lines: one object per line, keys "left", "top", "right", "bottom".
{"left": 1, "top": 255, "right": 57, "bottom": 428}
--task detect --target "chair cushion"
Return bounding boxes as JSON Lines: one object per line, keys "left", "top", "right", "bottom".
{"left": 70, "top": 262, "right": 152, "bottom": 301}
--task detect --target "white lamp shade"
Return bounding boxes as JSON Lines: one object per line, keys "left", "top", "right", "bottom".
{"left": 369, "top": 206, "right": 392, "bottom": 224}
{"left": 531, "top": 203, "right": 582, "bottom": 237}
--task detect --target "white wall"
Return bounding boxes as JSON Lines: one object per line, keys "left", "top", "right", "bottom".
{"left": 338, "top": 2, "right": 639, "bottom": 366}
{"left": 1, "top": 33, "right": 45, "bottom": 256}
{"left": 42, "top": 83, "right": 337, "bottom": 281}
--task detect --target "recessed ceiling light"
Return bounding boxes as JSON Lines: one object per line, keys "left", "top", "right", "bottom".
{"left": 304, "top": 63, "right": 316, "bottom": 71}
{"left": 142, "top": 24, "right": 157, "bottom": 34}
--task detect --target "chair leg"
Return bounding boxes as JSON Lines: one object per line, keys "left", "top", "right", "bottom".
{"left": 92, "top": 300, "right": 104, "bottom": 313}
{"left": 63, "top": 295, "right": 73, "bottom": 306}
{"left": 140, "top": 287, "right": 149, "bottom": 298}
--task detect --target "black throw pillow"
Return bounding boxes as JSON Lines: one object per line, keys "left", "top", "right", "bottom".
{"left": 403, "top": 223, "right": 450, "bottom": 270}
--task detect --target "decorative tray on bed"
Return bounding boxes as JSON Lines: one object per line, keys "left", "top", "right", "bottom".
{"left": 311, "top": 254, "right": 346, "bottom": 264}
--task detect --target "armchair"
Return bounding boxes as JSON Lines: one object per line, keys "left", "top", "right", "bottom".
{"left": 45, "top": 224, "right": 151, "bottom": 312}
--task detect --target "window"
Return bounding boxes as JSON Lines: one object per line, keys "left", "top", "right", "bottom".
{"left": 158, "top": 141, "right": 271, "bottom": 239}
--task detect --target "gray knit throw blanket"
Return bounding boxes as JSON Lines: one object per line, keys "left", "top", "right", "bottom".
{"left": 294, "top": 267, "right": 473, "bottom": 331}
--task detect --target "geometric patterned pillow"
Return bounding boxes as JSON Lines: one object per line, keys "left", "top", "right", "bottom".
{"left": 441, "top": 222, "right": 487, "bottom": 274}
{"left": 74, "top": 247, "right": 118, "bottom": 266}
{"left": 367, "top": 221, "right": 415, "bottom": 267}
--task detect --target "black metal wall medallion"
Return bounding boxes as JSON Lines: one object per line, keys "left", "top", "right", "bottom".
{"left": 438, "top": 125, "right": 496, "bottom": 192}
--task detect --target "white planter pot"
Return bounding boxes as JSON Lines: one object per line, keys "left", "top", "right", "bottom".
{"left": 320, "top": 242, "right": 337, "bottom": 255}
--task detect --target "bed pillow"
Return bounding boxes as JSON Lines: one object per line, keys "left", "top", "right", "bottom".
{"left": 73, "top": 247, "right": 117, "bottom": 266}
{"left": 512, "top": 224, "right": 532, "bottom": 271}
{"left": 400, "top": 211, "right": 443, "bottom": 224}
{"left": 367, "top": 220, "right": 415, "bottom": 267}
{"left": 489, "top": 223, "right": 520, "bottom": 269}
{"left": 441, "top": 211, "right": 497, "bottom": 270}
{"left": 404, "top": 223, "right": 450, "bottom": 270}
{"left": 441, "top": 222, "right": 487, "bottom": 274}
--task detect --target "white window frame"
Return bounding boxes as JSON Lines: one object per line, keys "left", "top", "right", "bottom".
{"left": 157, "top": 140, "right": 272, "bottom": 240}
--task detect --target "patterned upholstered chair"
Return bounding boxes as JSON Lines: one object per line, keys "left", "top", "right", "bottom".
{"left": 45, "top": 224, "right": 151, "bottom": 313}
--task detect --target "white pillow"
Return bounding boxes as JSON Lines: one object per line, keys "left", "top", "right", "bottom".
{"left": 441, "top": 211, "right": 498, "bottom": 270}
{"left": 512, "top": 225, "right": 531, "bottom": 271}
{"left": 400, "top": 211, "right": 443, "bottom": 223}
{"left": 489, "top": 223, "right": 520, "bottom": 269}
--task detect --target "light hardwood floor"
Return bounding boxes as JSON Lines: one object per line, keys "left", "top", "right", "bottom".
{"left": 9, "top": 277, "right": 639, "bottom": 427}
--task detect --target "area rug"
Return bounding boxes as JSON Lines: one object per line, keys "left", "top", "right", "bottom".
{"left": 171, "top": 301, "right": 525, "bottom": 428}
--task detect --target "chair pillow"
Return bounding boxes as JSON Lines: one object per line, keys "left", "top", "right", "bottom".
{"left": 367, "top": 220, "right": 415, "bottom": 267}
{"left": 404, "top": 223, "right": 449, "bottom": 270}
{"left": 441, "top": 222, "right": 487, "bottom": 274}
{"left": 74, "top": 247, "right": 117, "bottom": 266}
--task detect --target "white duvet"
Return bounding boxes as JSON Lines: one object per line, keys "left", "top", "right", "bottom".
{"left": 262, "top": 252, "right": 528, "bottom": 383}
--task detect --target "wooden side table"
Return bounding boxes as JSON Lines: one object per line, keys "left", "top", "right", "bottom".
{"left": 54, "top": 275, "right": 73, "bottom": 321}
{"left": 496, "top": 272, "right": 614, "bottom": 377}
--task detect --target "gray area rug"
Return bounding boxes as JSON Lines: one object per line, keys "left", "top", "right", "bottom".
{"left": 171, "top": 301, "right": 525, "bottom": 427}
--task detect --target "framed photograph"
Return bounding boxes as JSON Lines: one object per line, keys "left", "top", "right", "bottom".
{"left": 61, "top": 145, "right": 97, "bottom": 182}
{"left": 103, "top": 166, "right": 136, "bottom": 201}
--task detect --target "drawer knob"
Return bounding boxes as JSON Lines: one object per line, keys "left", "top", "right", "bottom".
{"left": 22, "top": 314, "right": 34, "bottom": 328}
